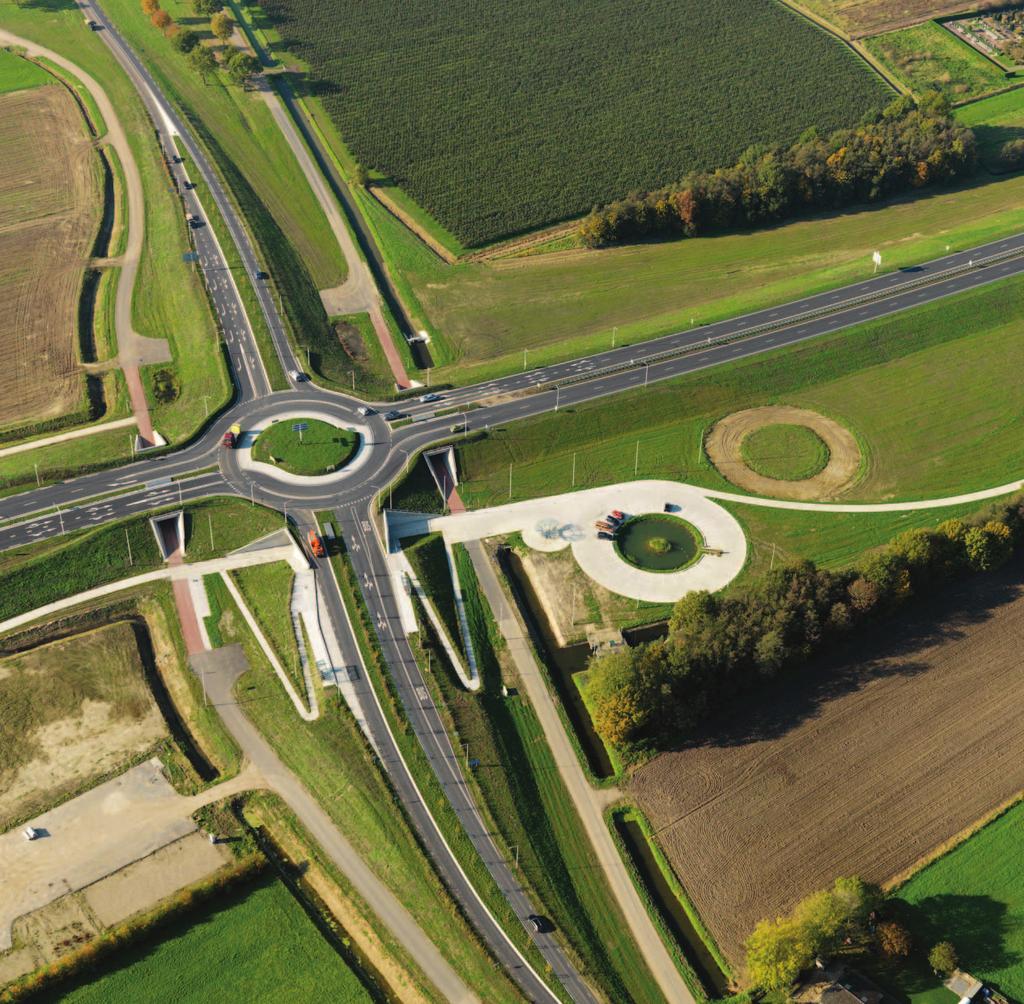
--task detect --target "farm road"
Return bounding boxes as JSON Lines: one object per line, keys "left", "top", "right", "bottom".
{"left": 194, "top": 643, "right": 478, "bottom": 1004}
{"left": 466, "top": 539, "right": 696, "bottom": 1004}
{"left": 0, "top": 29, "right": 165, "bottom": 446}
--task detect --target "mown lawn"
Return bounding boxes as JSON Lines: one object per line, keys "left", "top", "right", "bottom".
{"left": 229, "top": 560, "right": 305, "bottom": 696}
{"left": 0, "top": 47, "right": 51, "bottom": 92}
{"left": 403, "top": 533, "right": 463, "bottom": 657}
{"left": 252, "top": 418, "right": 358, "bottom": 475}
{"left": 864, "top": 21, "right": 1009, "bottom": 102}
{"left": 389, "top": 274, "right": 1024, "bottom": 517}
{"left": 0, "top": 498, "right": 281, "bottom": 623}
{"left": 956, "top": 86, "right": 1024, "bottom": 169}
{"left": 45, "top": 876, "right": 371, "bottom": 1003}
{"left": 204, "top": 568, "right": 525, "bottom": 1004}
{"left": 740, "top": 424, "right": 830, "bottom": 481}
{"left": 421, "top": 545, "right": 665, "bottom": 1002}
{"left": 894, "top": 800, "right": 1024, "bottom": 1002}
{"left": 365, "top": 150, "right": 1024, "bottom": 383}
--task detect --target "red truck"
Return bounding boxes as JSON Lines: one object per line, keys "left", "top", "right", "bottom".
{"left": 221, "top": 423, "right": 241, "bottom": 448}
{"left": 307, "top": 529, "right": 326, "bottom": 558}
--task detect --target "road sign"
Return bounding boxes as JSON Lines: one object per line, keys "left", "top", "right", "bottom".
{"left": 292, "top": 422, "right": 309, "bottom": 432}
{"left": 182, "top": 251, "right": 199, "bottom": 263}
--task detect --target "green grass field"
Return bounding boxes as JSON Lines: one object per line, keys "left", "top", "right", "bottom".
{"left": 893, "top": 800, "right": 1024, "bottom": 1002}
{"left": 252, "top": 418, "right": 358, "bottom": 475}
{"left": 740, "top": 424, "right": 831, "bottom": 481}
{"left": 956, "top": 86, "right": 1024, "bottom": 168}
{"left": 0, "top": 498, "right": 281, "bottom": 623}
{"left": 45, "top": 875, "right": 371, "bottom": 1003}
{"left": 229, "top": 560, "right": 305, "bottom": 696}
{"left": 391, "top": 273, "right": 1024, "bottom": 516}
{"left": 0, "top": 47, "right": 51, "bottom": 93}
{"left": 256, "top": 0, "right": 889, "bottom": 247}
{"left": 417, "top": 545, "right": 666, "bottom": 1003}
{"left": 204, "top": 568, "right": 524, "bottom": 1004}
{"left": 365, "top": 151, "right": 1024, "bottom": 381}
{"left": 865, "top": 21, "right": 1010, "bottom": 101}
{"left": 403, "top": 533, "right": 463, "bottom": 657}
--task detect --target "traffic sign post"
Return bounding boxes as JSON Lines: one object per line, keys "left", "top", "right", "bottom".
{"left": 872, "top": 250, "right": 882, "bottom": 274}
{"left": 292, "top": 421, "right": 308, "bottom": 444}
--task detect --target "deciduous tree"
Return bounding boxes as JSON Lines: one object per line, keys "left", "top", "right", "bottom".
{"left": 210, "top": 10, "right": 234, "bottom": 41}
{"left": 172, "top": 28, "right": 201, "bottom": 54}
{"left": 929, "top": 941, "right": 958, "bottom": 975}
{"left": 140, "top": 0, "right": 159, "bottom": 14}
{"left": 188, "top": 44, "right": 218, "bottom": 82}
{"left": 225, "top": 50, "right": 261, "bottom": 88}
{"left": 878, "top": 921, "right": 912, "bottom": 958}
{"left": 151, "top": 9, "right": 173, "bottom": 32}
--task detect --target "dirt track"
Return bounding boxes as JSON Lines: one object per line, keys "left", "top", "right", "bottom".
{"left": 0, "top": 85, "right": 99, "bottom": 428}
{"left": 706, "top": 405, "right": 861, "bottom": 500}
{"left": 630, "top": 562, "right": 1024, "bottom": 972}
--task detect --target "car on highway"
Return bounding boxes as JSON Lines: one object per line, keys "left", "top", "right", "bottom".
{"left": 419, "top": 392, "right": 441, "bottom": 403}
{"left": 384, "top": 410, "right": 403, "bottom": 420}
{"left": 88, "top": 20, "right": 101, "bottom": 30}
{"left": 288, "top": 369, "right": 308, "bottom": 382}
{"left": 526, "top": 914, "right": 551, "bottom": 934}
{"left": 186, "top": 213, "right": 204, "bottom": 229}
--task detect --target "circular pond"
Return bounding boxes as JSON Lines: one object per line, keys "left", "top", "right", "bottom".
{"left": 252, "top": 417, "right": 359, "bottom": 476}
{"left": 614, "top": 513, "right": 703, "bottom": 572}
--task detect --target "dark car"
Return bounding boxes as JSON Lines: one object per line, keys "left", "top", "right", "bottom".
{"left": 255, "top": 270, "right": 270, "bottom": 280}
{"left": 597, "top": 531, "right": 616, "bottom": 541}
{"left": 88, "top": 20, "right": 102, "bottom": 30}
{"left": 526, "top": 914, "right": 551, "bottom": 934}
{"left": 384, "top": 410, "right": 402, "bottom": 421}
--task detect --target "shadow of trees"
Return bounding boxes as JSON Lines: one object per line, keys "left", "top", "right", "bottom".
{"left": 681, "top": 559, "right": 1024, "bottom": 751}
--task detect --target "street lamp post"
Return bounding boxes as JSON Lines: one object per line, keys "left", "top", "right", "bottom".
{"left": 522, "top": 347, "right": 529, "bottom": 371}
{"left": 644, "top": 362, "right": 650, "bottom": 389}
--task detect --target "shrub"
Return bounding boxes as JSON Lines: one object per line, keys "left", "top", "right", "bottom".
{"left": 878, "top": 920, "right": 912, "bottom": 957}
{"left": 151, "top": 9, "right": 173, "bottom": 31}
{"left": 929, "top": 940, "right": 958, "bottom": 975}
{"left": 999, "top": 138, "right": 1024, "bottom": 171}
{"left": 172, "top": 28, "right": 201, "bottom": 53}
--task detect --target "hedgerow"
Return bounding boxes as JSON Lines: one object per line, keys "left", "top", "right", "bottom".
{"left": 256, "top": 0, "right": 891, "bottom": 245}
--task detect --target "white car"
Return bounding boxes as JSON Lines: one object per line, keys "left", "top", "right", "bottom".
{"left": 357, "top": 406, "right": 374, "bottom": 417}
{"left": 419, "top": 392, "right": 441, "bottom": 403}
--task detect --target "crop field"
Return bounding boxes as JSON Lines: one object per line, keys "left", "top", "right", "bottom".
{"left": 799, "top": 1, "right": 1003, "bottom": 38}
{"left": 895, "top": 800, "right": 1024, "bottom": 1001}
{"left": 258, "top": 0, "right": 890, "bottom": 246}
{"left": 629, "top": 561, "right": 1024, "bottom": 971}
{"left": 0, "top": 83, "right": 100, "bottom": 431}
{"left": 864, "top": 21, "right": 1010, "bottom": 101}
{"left": 46, "top": 874, "right": 371, "bottom": 1003}
{"left": 0, "top": 621, "right": 163, "bottom": 829}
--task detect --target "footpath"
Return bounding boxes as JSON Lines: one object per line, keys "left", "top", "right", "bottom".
{"left": 465, "top": 539, "right": 696, "bottom": 1004}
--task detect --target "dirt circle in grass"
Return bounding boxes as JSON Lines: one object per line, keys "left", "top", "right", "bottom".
{"left": 614, "top": 514, "right": 703, "bottom": 573}
{"left": 252, "top": 417, "right": 359, "bottom": 476}
{"left": 706, "top": 406, "right": 861, "bottom": 501}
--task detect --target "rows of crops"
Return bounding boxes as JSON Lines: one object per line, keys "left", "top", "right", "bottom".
{"left": 261, "top": 0, "right": 891, "bottom": 246}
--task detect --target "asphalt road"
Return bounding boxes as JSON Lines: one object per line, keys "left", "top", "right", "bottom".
{"left": 9, "top": 7, "right": 1024, "bottom": 1000}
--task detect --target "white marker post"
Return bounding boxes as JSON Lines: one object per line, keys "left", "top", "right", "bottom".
{"left": 872, "top": 250, "right": 882, "bottom": 274}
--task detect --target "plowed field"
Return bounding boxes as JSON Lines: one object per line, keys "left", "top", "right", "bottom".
{"left": 802, "top": 1, "right": 1008, "bottom": 38}
{"left": 630, "top": 562, "right": 1024, "bottom": 971}
{"left": 0, "top": 84, "right": 99, "bottom": 429}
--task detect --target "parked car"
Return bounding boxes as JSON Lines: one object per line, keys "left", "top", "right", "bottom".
{"left": 605, "top": 513, "right": 622, "bottom": 526}
{"left": 610, "top": 509, "right": 625, "bottom": 520}
{"left": 419, "top": 392, "right": 441, "bottom": 403}
{"left": 597, "top": 531, "right": 616, "bottom": 541}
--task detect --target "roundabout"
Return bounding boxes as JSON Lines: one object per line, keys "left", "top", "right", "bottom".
{"left": 705, "top": 405, "right": 862, "bottom": 501}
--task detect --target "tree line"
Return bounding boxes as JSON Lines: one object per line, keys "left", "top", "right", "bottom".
{"left": 139, "top": 0, "right": 261, "bottom": 88}
{"left": 746, "top": 876, "right": 959, "bottom": 992}
{"left": 587, "top": 494, "right": 1024, "bottom": 753}
{"left": 578, "top": 95, "right": 977, "bottom": 247}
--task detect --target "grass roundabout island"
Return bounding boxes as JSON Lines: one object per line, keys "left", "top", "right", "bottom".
{"left": 252, "top": 417, "right": 359, "bottom": 476}
{"left": 614, "top": 513, "right": 704, "bottom": 573}
{"left": 740, "top": 423, "right": 830, "bottom": 481}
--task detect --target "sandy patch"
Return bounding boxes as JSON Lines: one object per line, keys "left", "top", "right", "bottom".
{"left": 705, "top": 405, "right": 861, "bottom": 500}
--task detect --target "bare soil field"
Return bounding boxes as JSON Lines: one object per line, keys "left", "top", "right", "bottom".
{"left": 630, "top": 561, "right": 1024, "bottom": 971}
{"left": 0, "top": 621, "right": 165, "bottom": 829}
{"left": 800, "top": 1, "right": 1011, "bottom": 38}
{"left": 705, "top": 406, "right": 861, "bottom": 500}
{"left": 0, "top": 85, "right": 100, "bottom": 430}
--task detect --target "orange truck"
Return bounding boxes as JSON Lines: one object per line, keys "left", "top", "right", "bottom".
{"left": 307, "top": 529, "right": 326, "bottom": 558}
